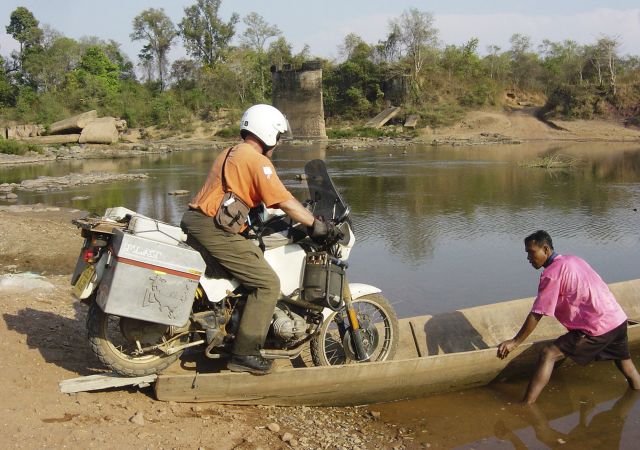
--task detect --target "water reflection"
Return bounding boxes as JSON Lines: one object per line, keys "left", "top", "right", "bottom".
{"left": 372, "top": 350, "right": 640, "bottom": 449}
{"left": 495, "top": 390, "right": 640, "bottom": 449}
{"left": 2, "top": 142, "right": 640, "bottom": 316}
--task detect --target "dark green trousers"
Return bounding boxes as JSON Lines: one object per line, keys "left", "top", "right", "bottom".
{"left": 181, "top": 210, "right": 280, "bottom": 356}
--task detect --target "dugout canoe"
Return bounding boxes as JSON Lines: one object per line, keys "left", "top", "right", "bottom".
{"left": 153, "top": 279, "right": 640, "bottom": 406}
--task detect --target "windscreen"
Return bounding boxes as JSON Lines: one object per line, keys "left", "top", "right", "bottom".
{"left": 304, "top": 159, "right": 349, "bottom": 221}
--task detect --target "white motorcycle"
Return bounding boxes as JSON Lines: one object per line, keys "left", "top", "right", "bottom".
{"left": 71, "top": 159, "right": 398, "bottom": 376}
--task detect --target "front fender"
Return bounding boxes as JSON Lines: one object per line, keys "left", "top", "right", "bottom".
{"left": 320, "top": 283, "right": 382, "bottom": 320}
{"left": 348, "top": 282, "right": 381, "bottom": 299}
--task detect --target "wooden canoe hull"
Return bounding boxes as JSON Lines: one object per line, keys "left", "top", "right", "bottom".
{"left": 154, "top": 279, "right": 640, "bottom": 405}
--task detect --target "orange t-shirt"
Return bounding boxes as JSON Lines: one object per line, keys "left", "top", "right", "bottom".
{"left": 189, "top": 143, "right": 294, "bottom": 217}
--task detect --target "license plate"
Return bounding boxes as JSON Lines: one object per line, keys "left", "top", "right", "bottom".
{"left": 73, "top": 265, "right": 96, "bottom": 298}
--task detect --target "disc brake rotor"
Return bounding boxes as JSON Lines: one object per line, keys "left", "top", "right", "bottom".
{"left": 341, "top": 315, "right": 379, "bottom": 361}
{"left": 119, "top": 317, "right": 171, "bottom": 346}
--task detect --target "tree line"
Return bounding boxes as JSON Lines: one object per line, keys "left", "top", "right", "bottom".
{"left": 0, "top": 1, "right": 638, "bottom": 133}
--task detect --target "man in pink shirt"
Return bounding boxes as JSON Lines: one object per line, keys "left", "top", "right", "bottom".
{"left": 497, "top": 230, "right": 640, "bottom": 404}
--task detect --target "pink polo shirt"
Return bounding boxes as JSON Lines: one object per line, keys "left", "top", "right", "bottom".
{"left": 531, "top": 254, "right": 627, "bottom": 336}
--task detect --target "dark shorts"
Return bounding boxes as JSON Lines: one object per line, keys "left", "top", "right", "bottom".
{"left": 555, "top": 320, "right": 631, "bottom": 365}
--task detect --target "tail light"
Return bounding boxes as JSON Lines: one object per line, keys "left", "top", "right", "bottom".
{"left": 82, "top": 247, "right": 97, "bottom": 262}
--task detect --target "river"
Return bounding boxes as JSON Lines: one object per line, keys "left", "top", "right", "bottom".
{"left": 2, "top": 140, "right": 640, "bottom": 448}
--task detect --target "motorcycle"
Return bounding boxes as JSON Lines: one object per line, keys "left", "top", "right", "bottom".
{"left": 70, "top": 159, "right": 398, "bottom": 376}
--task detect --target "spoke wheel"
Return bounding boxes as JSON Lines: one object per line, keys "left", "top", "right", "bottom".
{"left": 310, "top": 293, "right": 398, "bottom": 366}
{"left": 87, "top": 302, "right": 186, "bottom": 376}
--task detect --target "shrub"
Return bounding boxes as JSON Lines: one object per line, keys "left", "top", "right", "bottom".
{"left": 0, "top": 139, "right": 42, "bottom": 155}
{"left": 326, "top": 126, "right": 409, "bottom": 139}
{"left": 420, "top": 103, "right": 465, "bottom": 128}
{"left": 215, "top": 125, "right": 240, "bottom": 138}
{"left": 543, "top": 84, "right": 601, "bottom": 120}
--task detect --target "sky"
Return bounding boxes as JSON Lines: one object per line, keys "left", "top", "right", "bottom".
{"left": 1, "top": 1, "right": 640, "bottom": 64}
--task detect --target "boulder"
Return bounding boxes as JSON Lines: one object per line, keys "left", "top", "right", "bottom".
{"left": 115, "top": 119, "right": 128, "bottom": 132}
{"left": 79, "top": 117, "right": 118, "bottom": 144}
{"left": 6, "top": 124, "right": 44, "bottom": 139}
{"left": 49, "top": 110, "right": 98, "bottom": 134}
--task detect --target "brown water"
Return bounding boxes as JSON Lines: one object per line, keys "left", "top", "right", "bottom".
{"left": 2, "top": 141, "right": 640, "bottom": 447}
{"left": 3, "top": 141, "right": 639, "bottom": 317}
{"left": 374, "top": 349, "right": 640, "bottom": 449}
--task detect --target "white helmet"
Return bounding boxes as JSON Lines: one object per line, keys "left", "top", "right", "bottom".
{"left": 240, "top": 104, "right": 289, "bottom": 147}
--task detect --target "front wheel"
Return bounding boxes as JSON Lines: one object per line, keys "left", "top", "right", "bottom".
{"left": 310, "top": 293, "right": 399, "bottom": 366}
{"left": 87, "top": 302, "right": 186, "bottom": 376}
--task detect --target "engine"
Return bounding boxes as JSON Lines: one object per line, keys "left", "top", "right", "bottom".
{"left": 272, "top": 307, "right": 309, "bottom": 341}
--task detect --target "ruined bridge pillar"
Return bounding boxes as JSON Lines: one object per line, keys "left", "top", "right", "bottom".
{"left": 271, "top": 61, "right": 327, "bottom": 141}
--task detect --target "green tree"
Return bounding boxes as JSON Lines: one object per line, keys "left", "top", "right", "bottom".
{"left": 6, "top": 7, "right": 43, "bottom": 85}
{"left": 391, "top": 8, "right": 439, "bottom": 91}
{"left": 0, "top": 54, "right": 16, "bottom": 107}
{"left": 339, "top": 33, "right": 366, "bottom": 61}
{"left": 324, "top": 40, "right": 383, "bottom": 118}
{"left": 374, "top": 23, "right": 402, "bottom": 64}
{"left": 6, "top": 7, "right": 42, "bottom": 56}
{"left": 440, "top": 38, "right": 482, "bottom": 81}
{"left": 508, "top": 33, "right": 543, "bottom": 91}
{"left": 179, "top": 0, "right": 239, "bottom": 68}
{"left": 69, "top": 46, "right": 121, "bottom": 108}
{"left": 239, "top": 13, "right": 281, "bottom": 101}
{"left": 240, "top": 12, "right": 281, "bottom": 53}
{"left": 267, "top": 37, "right": 293, "bottom": 67}
{"left": 131, "top": 8, "right": 177, "bottom": 90}
{"left": 24, "top": 36, "right": 81, "bottom": 93}
{"left": 595, "top": 36, "right": 620, "bottom": 94}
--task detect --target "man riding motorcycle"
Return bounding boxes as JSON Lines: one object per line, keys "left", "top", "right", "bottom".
{"left": 180, "top": 104, "right": 336, "bottom": 375}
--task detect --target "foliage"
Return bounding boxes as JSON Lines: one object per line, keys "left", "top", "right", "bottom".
{"left": 131, "top": 8, "right": 177, "bottom": 89}
{"left": 390, "top": 8, "right": 439, "bottom": 91}
{"left": 1, "top": 5, "right": 640, "bottom": 133}
{"left": 323, "top": 40, "right": 384, "bottom": 119}
{"left": 543, "top": 84, "right": 602, "bottom": 120}
{"left": 420, "top": 102, "right": 466, "bottom": 128}
{"left": 326, "top": 126, "right": 410, "bottom": 139}
{"left": 6, "top": 6, "right": 42, "bottom": 54}
{"left": 178, "top": 0, "right": 239, "bottom": 68}
{"left": 240, "top": 12, "right": 281, "bottom": 53}
{"left": 72, "top": 46, "right": 121, "bottom": 100}
{"left": 215, "top": 125, "right": 240, "bottom": 138}
{"left": 0, "top": 139, "right": 41, "bottom": 155}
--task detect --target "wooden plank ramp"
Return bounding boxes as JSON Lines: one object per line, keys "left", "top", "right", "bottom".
{"left": 60, "top": 373, "right": 157, "bottom": 394}
{"left": 404, "top": 114, "right": 419, "bottom": 128}
{"left": 364, "top": 106, "right": 401, "bottom": 128}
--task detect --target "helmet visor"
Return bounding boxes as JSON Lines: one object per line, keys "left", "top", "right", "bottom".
{"left": 277, "top": 117, "right": 292, "bottom": 142}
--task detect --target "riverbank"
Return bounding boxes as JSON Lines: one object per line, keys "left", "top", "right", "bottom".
{"left": 1, "top": 109, "right": 639, "bottom": 168}
{"left": 0, "top": 204, "right": 418, "bottom": 450}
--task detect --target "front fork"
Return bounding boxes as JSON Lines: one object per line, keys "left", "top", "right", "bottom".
{"left": 342, "top": 283, "right": 368, "bottom": 361}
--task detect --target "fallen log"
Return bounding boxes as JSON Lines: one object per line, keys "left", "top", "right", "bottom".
{"left": 49, "top": 110, "right": 98, "bottom": 134}
{"left": 22, "top": 134, "right": 80, "bottom": 144}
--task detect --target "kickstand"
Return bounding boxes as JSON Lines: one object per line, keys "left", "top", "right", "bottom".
{"left": 191, "top": 371, "right": 199, "bottom": 389}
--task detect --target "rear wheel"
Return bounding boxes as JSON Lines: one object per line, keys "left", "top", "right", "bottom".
{"left": 87, "top": 302, "right": 186, "bottom": 376}
{"left": 310, "top": 293, "right": 398, "bottom": 366}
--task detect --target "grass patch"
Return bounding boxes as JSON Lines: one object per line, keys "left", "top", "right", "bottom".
{"left": 0, "top": 139, "right": 43, "bottom": 155}
{"left": 215, "top": 125, "right": 240, "bottom": 139}
{"left": 327, "top": 126, "right": 412, "bottom": 139}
